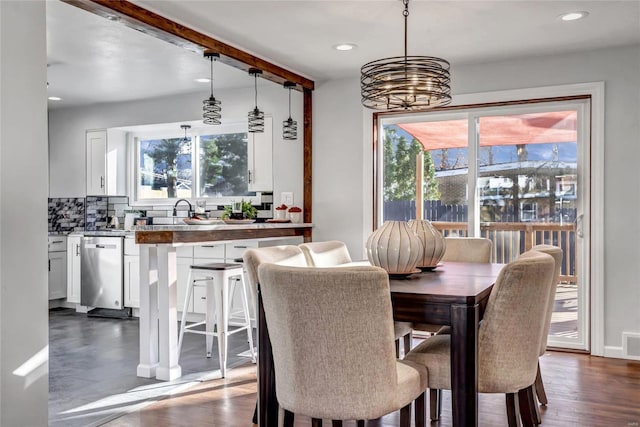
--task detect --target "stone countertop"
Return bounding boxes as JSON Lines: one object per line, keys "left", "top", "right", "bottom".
{"left": 133, "top": 222, "right": 312, "bottom": 245}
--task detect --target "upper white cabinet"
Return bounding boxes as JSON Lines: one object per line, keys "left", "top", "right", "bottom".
{"left": 85, "top": 129, "right": 127, "bottom": 196}
{"left": 247, "top": 116, "right": 273, "bottom": 191}
{"left": 86, "top": 130, "right": 107, "bottom": 195}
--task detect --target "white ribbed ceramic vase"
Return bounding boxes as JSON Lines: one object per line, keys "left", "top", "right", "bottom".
{"left": 408, "top": 219, "right": 446, "bottom": 269}
{"left": 366, "top": 221, "right": 423, "bottom": 275}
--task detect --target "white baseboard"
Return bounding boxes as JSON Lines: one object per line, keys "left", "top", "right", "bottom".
{"left": 603, "top": 345, "right": 624, "bottom": 359}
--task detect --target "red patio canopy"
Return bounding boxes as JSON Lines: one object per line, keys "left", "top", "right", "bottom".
{"left": 398, "top": 110, "right": 577, "bottom": 150}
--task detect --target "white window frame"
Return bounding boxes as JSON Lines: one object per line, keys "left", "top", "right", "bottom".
{"left": 127, "top": 120, "right": 259, "bottom": 207}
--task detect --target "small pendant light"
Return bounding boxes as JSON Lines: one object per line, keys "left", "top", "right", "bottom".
{"left": 180, "top": 124, "right": 191, "bottom": 142}
{"left": 248, "top": 69, "right": 264, "bottom": 133}
{"left": 282, "top": 81, "right": 297, "bottom": 140}
{"left": 203, "top": 52, "right": 222, "bottom": 125}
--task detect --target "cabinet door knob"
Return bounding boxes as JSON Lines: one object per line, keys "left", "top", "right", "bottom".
{"left": 100, "top": 176, "right": 105, "bottom": 189}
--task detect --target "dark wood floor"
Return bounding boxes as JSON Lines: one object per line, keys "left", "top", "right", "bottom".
{"left": 105, "top": 351, "right": 640, "bottom": 427}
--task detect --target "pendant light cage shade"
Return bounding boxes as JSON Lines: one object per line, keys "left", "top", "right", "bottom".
{"left": 283, "top": 117, "right": 297, "bottom": 140}
{"left": 248, "top": 69, "right": 265, "bottom": 133}
{"left": 360, "top": 0, "right": 452, "bottom": 111}
{"left": 361, "top": 56, "right": 451, "bottom": 110}
{"left": 282, "top": 82, "right": 297, "bottom": 140}
{"left": 248, "top": 107, "right": 265, "bottom": 133}
{"left": 203, "top": 52, "right": 222, "bottom": 125}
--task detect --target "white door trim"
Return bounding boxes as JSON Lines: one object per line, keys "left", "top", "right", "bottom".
{"left": 451, "top": 82, "right": 605, "bottom": 356}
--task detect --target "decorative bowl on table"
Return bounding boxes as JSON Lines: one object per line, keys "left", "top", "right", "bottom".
{"left": 365, "top": 220, "right": 423, "bottom": 277}
{"left": 408, "top": 219, "right": 446, "bottom": 270}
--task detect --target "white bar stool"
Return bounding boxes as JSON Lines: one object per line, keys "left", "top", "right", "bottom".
{"left": 177, "top": 262, "right": 256, "bottom": 377}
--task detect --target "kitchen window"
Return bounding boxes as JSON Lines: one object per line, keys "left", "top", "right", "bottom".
{"left": 132, "top": 122, "right": 249, "bottom": 203}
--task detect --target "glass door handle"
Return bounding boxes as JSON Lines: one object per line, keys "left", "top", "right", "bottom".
{"left": 576, "top": 214, "right": 584, "bottom": 238}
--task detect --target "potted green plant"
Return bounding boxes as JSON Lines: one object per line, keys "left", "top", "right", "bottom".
{"left": 221, "top": 199, "right": 257, "bottom": 220}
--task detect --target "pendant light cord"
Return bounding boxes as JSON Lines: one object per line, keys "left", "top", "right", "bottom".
{"left": 403, "top": 0, "right": 409, "bottom": 59}
{"left": 288, "top": 87, "right": 292, "bottom": 119}
{"left": 209, "top": 56, "right": 214, "bottom": 96}
{"left": 254, "top": 74, "right": 258, "bottom": 109}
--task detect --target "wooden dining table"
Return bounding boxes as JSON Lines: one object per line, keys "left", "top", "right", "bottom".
{"left": 257, "top": 261, "right": 505, "bottom": 427}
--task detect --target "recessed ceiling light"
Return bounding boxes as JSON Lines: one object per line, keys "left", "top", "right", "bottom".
{"left": 333, "top": 43, "right": 357, "bottom": 51}
{"left": 195, "top": 78, "right": 211, "bottom": 83}
{"left": 48, "top": 96, "right": 62, "bottom": 101}
{"left": 559, "top": 11, "right": 589, "bottom": 21}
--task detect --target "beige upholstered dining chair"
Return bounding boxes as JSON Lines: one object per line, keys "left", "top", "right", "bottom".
{"left": 299, "top": 240, "right": 352, "bottom": 267}
{"left": 243, "top": 245, "right": 310, "bottom": 425}
{"left": 441, "top": 237, "right": 493, "bottom": 263}
{"left": 299, "top": 240, "right": 414, "bottom": 357}
{"left": 404, "top": 250, "right": 555, "bottom": 427}
{"left": 413, "top": 237, "right": 493, "bottom": 335}
{"left": 524, "top": 245, "right": 563, "bottom": 410}
{"left": 258, "top": 264, "right": 428, "bottom": 427}
{"left": 243, "top": 245, "right": 308, "bottom": 308}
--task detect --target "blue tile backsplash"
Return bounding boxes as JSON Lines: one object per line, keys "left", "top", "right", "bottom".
{"left": 48, "top": 196, "right": 130, "bottom": 232}
{"left": 48, "top": 198, "right": 85, "bottom": 233}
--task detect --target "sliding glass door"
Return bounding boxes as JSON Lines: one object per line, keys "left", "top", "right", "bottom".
{"left": 378, "top": 99, "right": 590, "bottom": 351}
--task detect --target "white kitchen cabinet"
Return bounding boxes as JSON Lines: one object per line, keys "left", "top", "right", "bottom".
{"left": 247, "top": 116, "right": 273, "bottom": 191}
{"left": 124, "top": 254, "right": 140, "bottom": 308}
{"left": 48, "top": 236, "right": 67, "bottom": 300}
{"left": 66, "top": 235, "right": 82, "bottom": 303}
{"left": 86, "top": 130, "right": 107, "bottom": 195}
{"left": 86, "top": 129, "right": 126, "bottom": 196}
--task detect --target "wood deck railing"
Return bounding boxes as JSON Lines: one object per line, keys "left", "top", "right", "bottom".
{"left": 432, "top": 221, "right": 577, "bottom": 284}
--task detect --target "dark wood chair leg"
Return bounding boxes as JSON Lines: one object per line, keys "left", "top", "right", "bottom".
{"left": 429, "top": 388, "right": 442, "bottom": 421}
{"left": 252, "top": 401, "right": 258, "bottom": 424}
{"left": 415, "top": 391, "right": 426, "bottom": 427}
{"left": 530, "top": 384, "right": 542, "bottom": 425}
{"left": 403, "top": 331, "right": 413, "bottom": 355}
{"left": 283, "top": 409, "right": 295, "bottom": 427}
{"left": 535, "top": 362, "right": 548, "bottom": 405}
{"left": 311, "top": 418, "right": 323, "bottom": 427}
{"left": 506, "top": 393, "right": 522, "bottom": 427}
{"left": 356, "top": 421, "right": 365, "bottom": 427}
{"left": 395, "top": 339, "right": 400, "bottom": 358}
{"left": 399, "top": 403, "right": 412, "bottom": 427}
{"left": 331, "top": 421, "right": 343, "bottom": 427}
{"left": 517, "top": 386, "right": 537, "bottom": 427}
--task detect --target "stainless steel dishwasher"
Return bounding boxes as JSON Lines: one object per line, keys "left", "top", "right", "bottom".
{"left": 81, "top": 235, "right": 124, "bottom": 309}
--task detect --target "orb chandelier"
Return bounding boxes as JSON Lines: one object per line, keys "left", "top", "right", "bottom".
{"left": 203, "top": 53, "right": 222, "bottom": 125}
{"left": 248, "top": 69, "right": 265, "bottom": 133}
{"left": 360, "top": 0, "right": 451, "bottom": 111}
{"left": 282, "top": 82, "right": 297, "bottom": 140}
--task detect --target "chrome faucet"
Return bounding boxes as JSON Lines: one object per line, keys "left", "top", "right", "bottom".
{"left": 173, "top": 199, "right": 193, "bottom": 217}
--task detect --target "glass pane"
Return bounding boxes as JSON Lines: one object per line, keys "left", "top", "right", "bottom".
{"left": 382, "top": 120, "right": 469, "bottom": 233}
{"left": 477, "top": 110, "right": 579, "bottom": 342}
{"left": 138, "top": 137, "right": 192, "bottom": 200}
{"left": 199, "top": 132, "right": 248, "bottom": 197}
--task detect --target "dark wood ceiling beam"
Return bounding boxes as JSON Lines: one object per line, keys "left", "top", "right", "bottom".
{"left": 61, "top": 0, "right": 314, "bottom": 91}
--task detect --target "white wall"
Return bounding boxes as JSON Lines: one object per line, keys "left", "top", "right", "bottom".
{"left": 0, "top": 1, "right": 49, "bottom": 425}
{"left": 49, "top": 83, "right": 304, "bottom": 206}
{"left": 313, "top": 44, "right": 640, "bottom": 352}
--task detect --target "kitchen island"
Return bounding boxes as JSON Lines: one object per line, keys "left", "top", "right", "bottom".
{"left": 134, "top": 223, "right": 312, "bottom": 381}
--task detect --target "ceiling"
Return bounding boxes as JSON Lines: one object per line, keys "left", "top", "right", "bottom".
{"left": 47, "top": 0, "right": 640, "bottom": 109}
